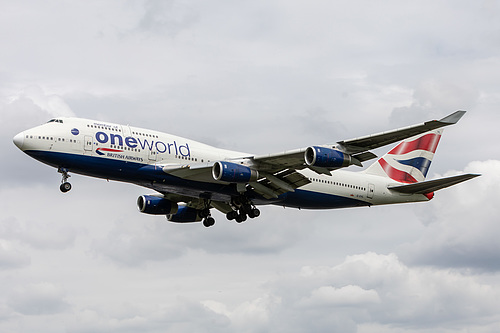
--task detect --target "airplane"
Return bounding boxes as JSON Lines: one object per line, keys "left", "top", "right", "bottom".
{"left": 13, "top": 111, "right": 479, "bottom": 227}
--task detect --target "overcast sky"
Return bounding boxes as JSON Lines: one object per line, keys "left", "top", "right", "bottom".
{"left": 1, "top": 1, "right": 500, "bottom": 332}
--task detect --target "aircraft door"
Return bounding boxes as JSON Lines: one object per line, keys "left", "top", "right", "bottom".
{"left": 148, "top": 147, "right": 158, "bottom": 162}
{"left": 83, "top": 135, "right": 92, "bottom": 152}
{"left": 121, "top": 125, "right": 131, "bottom": 138}
{"left": 83, "top": 135, "right": 94, "bottom": 155}
{"left": 367, "top": 183, "right": 375, "bottom": 199}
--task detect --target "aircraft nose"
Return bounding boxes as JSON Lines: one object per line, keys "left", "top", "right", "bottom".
{"left": 13, "top": 131, "right": 25, "bottom": 150}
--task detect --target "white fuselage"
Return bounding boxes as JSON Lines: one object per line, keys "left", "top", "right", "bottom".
{"left": 13, "top": 117, "right": 431, "bottom": 210}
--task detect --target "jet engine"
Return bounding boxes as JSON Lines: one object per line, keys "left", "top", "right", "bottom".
{"left": 212, "top": 161, "right": 259, "bottom": 183}
{"left": 167, "top": 204, "right": 202, "bottom": 223}
{"left": 305, "top": 146, "right": 351, "bottom": 168}
{"left": 137, "top": 195, "right": 178, "bottom": 215}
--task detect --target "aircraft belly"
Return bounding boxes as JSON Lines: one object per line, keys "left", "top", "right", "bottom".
{"left": 25, "top": 150, "right": 143, "bottom": 181}
{"left": 277, "top": 189, "right": 370, "bottom": 210}
{"left": 24, "top": 150, "right": 241, "bottom": 201}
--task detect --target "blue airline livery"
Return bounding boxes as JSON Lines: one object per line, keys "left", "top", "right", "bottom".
{"left": 13, "top": 111, "right": 479, "bottom": 227}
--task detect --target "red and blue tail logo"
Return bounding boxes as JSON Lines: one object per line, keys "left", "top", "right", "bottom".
{"left": 367, "top": 131, "right": 442, "bottom": 183}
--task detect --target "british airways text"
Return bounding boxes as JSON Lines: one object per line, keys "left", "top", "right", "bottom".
{"left": 95, "top": 131, "right": 191, "bottom": 157}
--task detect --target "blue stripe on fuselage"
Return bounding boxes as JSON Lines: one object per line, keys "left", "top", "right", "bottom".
{"left": 278, "top": 190, "right": 370, "bottom": 209}
{"left": 24, "top": 150, "right": 237, "bottom": 199}
{"left": 24, "top": 150, "right": 370, "bottom": 210}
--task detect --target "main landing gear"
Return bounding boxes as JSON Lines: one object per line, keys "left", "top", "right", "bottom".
{"left": 199, "top": 202, "right": 216, "bottom": 228}
{"left": 200, "top": 196, "right": 260, "bottom": 227}
{"left": 58, "top": 168, "right": 72, "bottom": 193}
{"left": 200, "top": 207, "right": 215, "bottom": 228}
{"left": 225, "top": 197, "right": 260, "bottom": 223}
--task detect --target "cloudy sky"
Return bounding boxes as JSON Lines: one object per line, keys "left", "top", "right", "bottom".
{"left": 1, "top": 0, "right": 500, "bottom": 332}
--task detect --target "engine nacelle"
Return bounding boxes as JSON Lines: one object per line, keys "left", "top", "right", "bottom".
{"left": 167, "top": 204, "right": 202, "bottom": 223}
{"left": 212, "top": 161, "right": 259, "bottom": 183}
{"left": 137, "top": 195, "right": 178, "bottom": 215}
{"left": 305, "top": 146, "right": 351, "bottom": 168}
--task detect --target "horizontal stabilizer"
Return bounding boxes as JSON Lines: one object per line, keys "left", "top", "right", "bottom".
{"left": 388, "top": 173, "right": 480, "bottom": 194}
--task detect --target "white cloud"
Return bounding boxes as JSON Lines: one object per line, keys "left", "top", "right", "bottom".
{"left": 223, "top": 252, "right": 500, "bottom": 332}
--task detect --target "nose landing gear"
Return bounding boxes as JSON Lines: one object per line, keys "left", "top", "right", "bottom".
{"left": 58, "top": 168, "right": 72, "bottom": 193}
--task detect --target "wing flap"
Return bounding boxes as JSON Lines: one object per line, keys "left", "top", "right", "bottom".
{"left": 252, "top": 148, "right": 306, "bottom": 172}
{"left": 388, "top": 173, "right": 480, "bottom": 194}
{"left": 249, "top": 181, "right": 280, "bottom": 199}
{"left": 162, "top": 163, "right": 215, "bottom": 181}
{"left": 249, "top": 169, "right": 311, "bottom": 199}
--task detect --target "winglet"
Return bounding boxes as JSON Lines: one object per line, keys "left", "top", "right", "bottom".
{"left": 438, "top": 110, "right": 466, "bottom": 124}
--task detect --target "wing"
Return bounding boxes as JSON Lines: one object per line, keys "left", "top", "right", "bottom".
{"left": 337, "top": 110, "right": 466, "bottom": 154}
{"left": 161, "top": 160, "right": 310, "bottom": 200}
{"left": 245, "top": 111, "right": 466, "bottom": 198}
{"left": 253, "top": 110, "right": 466, "bottom": 167}
{"left": 161, "top": 111, "right": 467, "bottom": 199}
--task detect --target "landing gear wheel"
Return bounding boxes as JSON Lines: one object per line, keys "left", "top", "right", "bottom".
{"left": 58, "top": 168, "right": 72, "bottom": 193}
{"left": 226, "top": 211, "right": 238, "bottom": 221}
{"left": 235, "top": 212, "right": 247, "bottom": 223}
{"left": 248, "top": 208, "right": 260, "bottom": 219}
{"left": 60, "top": 182, "right": 72, "bottom": 193}
{"left": 203, "top": 217, "right": 215, "bottom": 227}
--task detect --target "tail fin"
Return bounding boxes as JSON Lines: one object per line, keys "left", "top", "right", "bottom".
{"left": 363, "top": 129, "right": 443, "bottom": 183}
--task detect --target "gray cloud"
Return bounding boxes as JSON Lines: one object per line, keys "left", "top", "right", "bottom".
{"left": 66, "top": 300, "right": 231, "bottom": 333}
{"left": 400, "top": 160, "right": 500, "bottom": 271}
{"left": 136, "top": 0, "right": 200, "bottom": 37}
{"left": 1, "top": 217, "right": 76, "bottom": 250}
{"left": 92, "top": 209, "right": 312, "bottom": 266}
{"left": 2, "top": 1, "right": 500, "bottom": 332}
{"left": 389, "top": 80, "right": 480, "bottom": 127}
{"left": 0, "top": 86, "right": 76, "bottom": 187}
{"left": 199, "top": 252, "right": 500, "bottom": 332}
{"left": 7, "top": 283, "right": 69, "bottom": 316}
{"left": 0, "top": 240, "right": 30, "bottom": 270}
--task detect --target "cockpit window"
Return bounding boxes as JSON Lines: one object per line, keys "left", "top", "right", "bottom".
{"left": 47, "top": 119, "right": 63, "bottom": 124}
